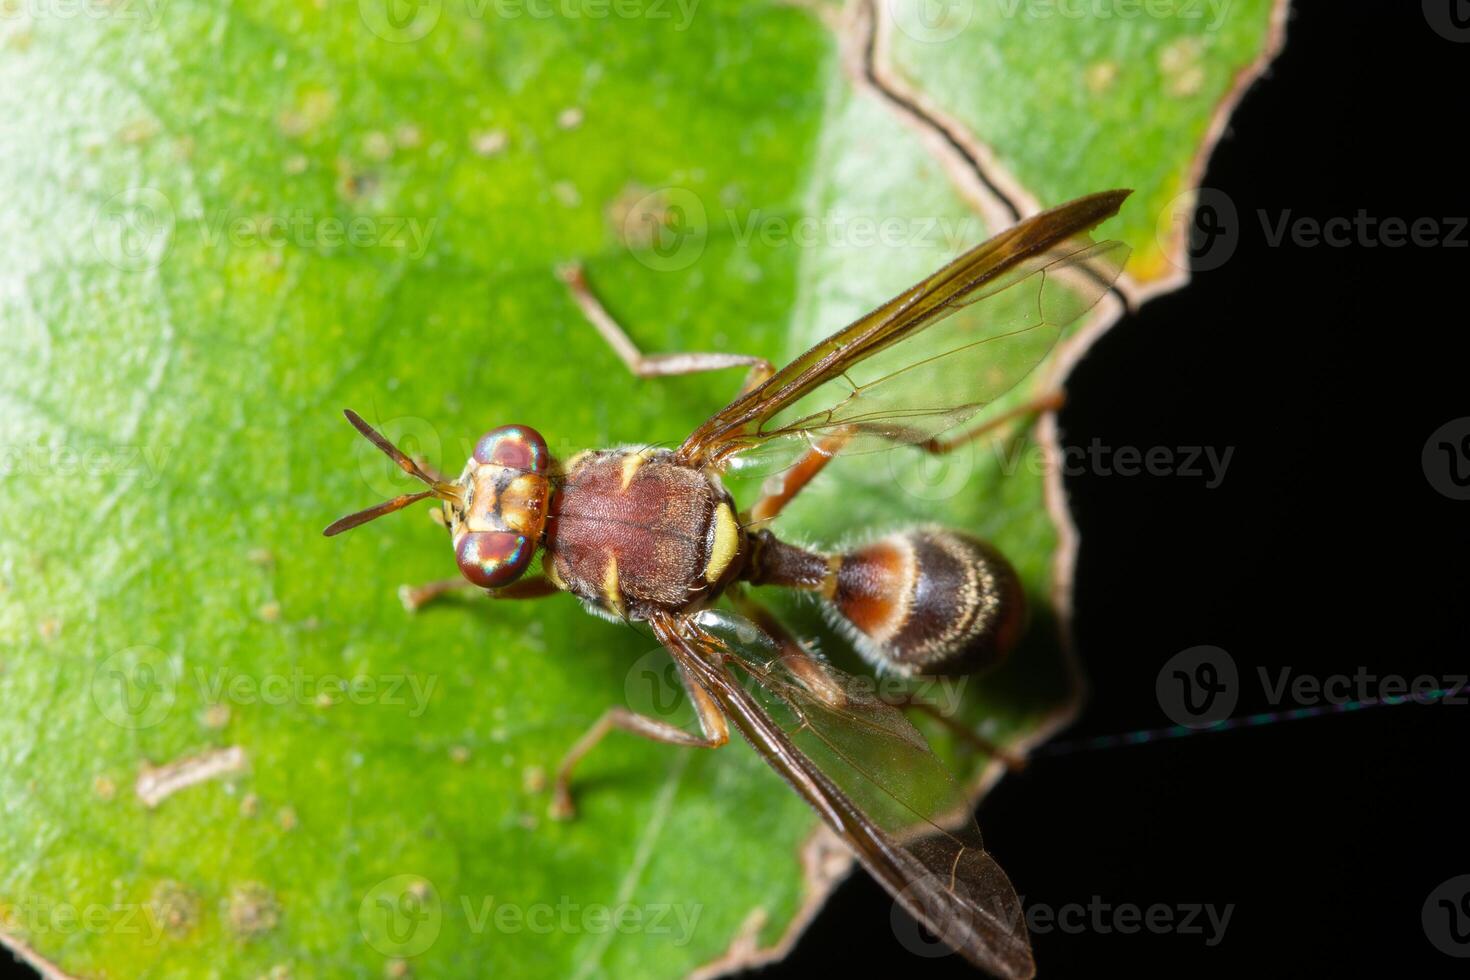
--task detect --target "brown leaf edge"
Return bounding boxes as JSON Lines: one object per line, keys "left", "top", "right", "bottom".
{"left": 688, "top": 0, "right": 1290, "bottom": 975}
{"left": 0, "top": 2, "right": 1291, "bottom": 976}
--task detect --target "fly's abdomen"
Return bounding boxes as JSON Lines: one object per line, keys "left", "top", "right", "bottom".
{"left": 827, "top": 527, "right": 1024, "bottom": 676}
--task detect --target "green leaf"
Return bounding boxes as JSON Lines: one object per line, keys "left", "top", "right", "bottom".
{"left": 0, "top": 1, "right": 1283, "bottom": 976}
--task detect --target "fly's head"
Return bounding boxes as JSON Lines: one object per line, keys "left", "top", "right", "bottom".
{"left": 323, "top": 410, "right": 552, "bottom": 590}
{"left": 446, "top": 425, "right": 551, "bottom": 588}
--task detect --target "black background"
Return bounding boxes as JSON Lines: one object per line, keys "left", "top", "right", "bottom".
{"left": 4, "top": 2, "right": 1464, "bottom": 979}
{"left": 767, "top": 1, "right": 1469, "bottom": 978}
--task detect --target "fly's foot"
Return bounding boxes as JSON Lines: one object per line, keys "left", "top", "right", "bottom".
{"left": 549, "top": 786, "right": 578, "bottom": 822}
{"left": 397, "top": 579, "right": 468, "bottom": 612}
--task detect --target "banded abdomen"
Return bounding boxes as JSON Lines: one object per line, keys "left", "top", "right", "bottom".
{"left": 542, "top": 449, "right": 744, "bottom": 621}
{"left": 746, "top": 527, "right": 1024, "bottom": 676}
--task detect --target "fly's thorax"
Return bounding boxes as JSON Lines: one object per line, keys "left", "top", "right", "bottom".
{"left": 543, "top": 447, "right": 745, "bottom": 620}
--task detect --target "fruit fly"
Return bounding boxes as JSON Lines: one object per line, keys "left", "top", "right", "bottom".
{"left": 325, "top": 190, "right": 1131, "bottom": 978}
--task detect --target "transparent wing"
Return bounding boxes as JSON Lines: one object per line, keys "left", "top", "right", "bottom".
{"left": 676, "top": 191, "right": 1130, "bottom": 473}
{"left": 733, "top": 239, "right": 1128, "bottom": 474}
{"left": 653, "top": 609, "right": 1034, "bottom": 979}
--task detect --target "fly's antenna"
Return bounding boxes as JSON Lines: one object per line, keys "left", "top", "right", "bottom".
{"left": 323, "top": 409, "right": 464, "bottom": 537}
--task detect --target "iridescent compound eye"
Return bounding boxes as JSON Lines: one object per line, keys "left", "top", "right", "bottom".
{"left": 473, "top": 425, "right": 548, "bottom": 473}
{"left": 455, "top": 530, "right": 533, "bottom": 588}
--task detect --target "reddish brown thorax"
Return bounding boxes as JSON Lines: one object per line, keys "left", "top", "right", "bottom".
{"left": 541, "top": 448, "right": 744, "bottom": 621}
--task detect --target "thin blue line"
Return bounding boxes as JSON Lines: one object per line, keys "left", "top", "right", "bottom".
{"left": 1036, "top": 683, "right": 1464, "bottom": 758}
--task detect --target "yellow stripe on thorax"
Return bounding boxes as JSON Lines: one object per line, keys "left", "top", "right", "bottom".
{"left": 601, "top": 553, "right": 626, "bottom": 617}
{"left": 619, "top": 449, "right": 656, "bottom": 490}
{"left": 705, "top": 502, "right": 739, "bottom": 583}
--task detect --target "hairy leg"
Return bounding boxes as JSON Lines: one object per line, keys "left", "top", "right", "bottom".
{"left": 549, "top": 658, "right": 729, "bottom": 820}
{"left": 921, "top": 390, "right": 1065, "bottom": 455}
{"left": 882, "top": 692, "right": 1027, "bottom": 771}
{"left": 729, "top": 591, "right": 848, "bottom": 708}
{"left": 398, "top": 574, "right": 560, "bottom": 612}
{"left": 735, "top": 591, "right": 1024, "bottom": 771}
{"left": 557, "top": 263, "right": 774, "bottom": 392}
{"left": 746, "top": 391, "right": 1065, "bottom": 525}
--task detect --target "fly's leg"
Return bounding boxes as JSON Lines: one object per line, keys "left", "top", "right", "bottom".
{"left": 745, "top": 391, "right": 1066, "bottom": 525}
{"left": 399, "top": 574, "right": 560, "bottom": 613}
{"left": 549, "top": 659, "right": 729, "bottom": 821}
{"left": 557, "top": 263, "right": 774, "bottom": 394}
{"left": 398, "top": 579, "right": 471, "bottom": 611}
{"left": 730, "top": 592, "right": 848, "bottom": 709}
{"left": 881, "top": 693, "right": 1028, "bottom": 771}
{"left": 745, "top": 431, "right": 853, "bottom": 526}
{"left": 921, "top": 389, "right": 1066, "bottom": 455}
{"left": 736, "top": 591, "right": 1024, "bottom": 771}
